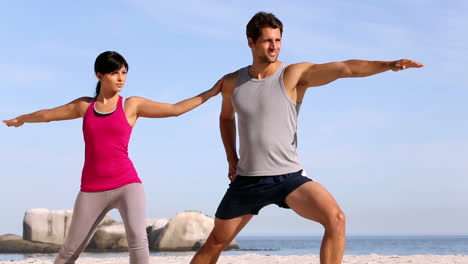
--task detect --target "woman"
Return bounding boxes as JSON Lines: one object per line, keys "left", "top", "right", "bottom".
{"left": 2, "top": 51, "right": 221, "bottom": 264}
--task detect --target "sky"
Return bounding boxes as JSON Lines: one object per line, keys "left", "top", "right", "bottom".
{"left": 1, "top": 0, "right": 467, "bottom": 237}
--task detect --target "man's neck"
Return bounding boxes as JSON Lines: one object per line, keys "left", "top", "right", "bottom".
{"left": 248, "top": 60, "right": 282, "bottom": 79}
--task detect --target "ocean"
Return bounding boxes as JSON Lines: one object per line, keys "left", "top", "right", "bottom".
{"left": 1, "top": 235, "right": 467, "bottom": 261}
{"left": 235, "top": 235, "right": 468, "bottom": 255}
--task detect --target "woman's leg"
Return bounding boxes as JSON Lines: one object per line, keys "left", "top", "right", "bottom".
{"left": 54, "top": 191, "right": 110, "bottom": 264}
{"left": 116, "top": 183, "right": 149, "bottom": 264}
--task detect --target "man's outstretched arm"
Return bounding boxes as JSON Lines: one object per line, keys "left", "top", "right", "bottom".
{"left": 340, "top": 59, "right": 424, "bottom": 76}
{"left": 289, "top": 59, "right": 424, "bottom": 90}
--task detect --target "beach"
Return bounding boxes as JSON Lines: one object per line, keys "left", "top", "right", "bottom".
{"left": 1, "top": 254, "right": 468, "bottom": 263}
{"left": 2, "top": 235, "right": 468, "bottom": 263}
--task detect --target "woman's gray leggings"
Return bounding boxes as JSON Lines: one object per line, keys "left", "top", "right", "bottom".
{"left": 54, "top": 183, "right": 149, "bottom": 264}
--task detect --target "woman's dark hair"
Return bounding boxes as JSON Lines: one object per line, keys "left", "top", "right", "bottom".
{"left": 246, "top": 12, "right": 283, "bottom": 43}
{"left": 94, "top": 51, "right": 129, "bottom": 96}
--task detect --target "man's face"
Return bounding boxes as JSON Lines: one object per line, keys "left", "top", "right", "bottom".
{"left": 249, "top": 27, "right": 282, "bottom": 63}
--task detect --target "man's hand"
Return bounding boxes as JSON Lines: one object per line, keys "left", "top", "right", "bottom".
{"left": 390, "top": 59, "right": 424, "bottom": 71}
{"left": 2, "top": 118, "right": 24, "bottom": 127}
{"left": 228, "top": 157, "right": 239, "bottom": 182}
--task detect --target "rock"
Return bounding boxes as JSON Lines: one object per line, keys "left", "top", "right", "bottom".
{"left": 0, "top": 234, "right": 22, "bottom": 241}
{"left": 23, "top": 208, "right": 72, "bottom": 245}
{"left": 19, "top": 209, "right": 238, "bottom": 252}
{"left": 88, "top": 223, "right": 128, "bottom": 250}
{"left": 154, "top": 211, "right": 239, "bottom": 251}
{"left": 0, "top": 238, "right": 60, "bottom": 253}
{"left": 148, "top": 218, "right": 169, "bottom": 249}
{"left": 23, "top": 208, "right": 115, "bottom": 245}
{"left": 145, "top": 218, "right": 161, "bottom": 228}
{"left": 99, "top": 215, "right": 116, "bottom": 226}
{"left": 88, "top": 218, "right": 170, "bottom": 251}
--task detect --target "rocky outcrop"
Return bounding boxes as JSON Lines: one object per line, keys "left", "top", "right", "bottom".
{"left": 145, "top": 218, "right": 162, "bottom": 228}
{"left": 12, "top": 209, "right": 239, "bottom": 253}
{"left": 0, "top": 234, "right": 60, "bottom": 253}
{"left": 0, "top": 234, "right": 22, "bottom": 241}
{"left": 23, "top": 208, "right": 115, "bottom": 245}
{"left": 88, "top": 218, "right": 169, "bottom": 250}
{"left": 88, "top": 223, "right": 127, "bottom": 250}
{"left": 153, "top": 211, "right": 238, "bottom": 251}
{"left": 148, "top": 218, "right": 170, "bottom": 249}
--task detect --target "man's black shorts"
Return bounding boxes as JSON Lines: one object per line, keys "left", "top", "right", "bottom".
{"left": 215, "top": 170, "right": 313, "bottom": 220}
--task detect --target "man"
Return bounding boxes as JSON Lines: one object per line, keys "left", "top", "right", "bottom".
{"left": 191, "top": 12, "right": 423, "bottom": 264}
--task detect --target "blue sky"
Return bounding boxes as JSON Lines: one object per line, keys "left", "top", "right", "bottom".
{"left": 1, "top": 0, "right": 467, "bottom": 237}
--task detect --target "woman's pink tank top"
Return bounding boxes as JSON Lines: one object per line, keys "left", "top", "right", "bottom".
{"left": 81, "top": 96, "right": 141, "bottom": 192}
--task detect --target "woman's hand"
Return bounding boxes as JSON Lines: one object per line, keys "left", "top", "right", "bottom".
{"left": 209, "top": 77, "right": 224, "bottom": 97}
{"left": 3, "top": 118, "right": 24, "bottom": 127}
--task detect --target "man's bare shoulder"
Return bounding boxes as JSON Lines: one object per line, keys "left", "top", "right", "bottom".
{"left": 223, "top": 70, "right": 239, "bottom": 83}
{"left": 285, "top": 62, "right": 315, "bottom": 73}
{"left": 221, "top": 70, "right": 239, "bottom": 94}
{"left": 283, "top": 63, "right": 315, "bottom": 86}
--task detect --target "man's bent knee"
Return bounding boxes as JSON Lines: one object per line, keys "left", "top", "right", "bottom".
{"left": 323, "top": 210, "right": 346, "bottom": 235}
{"left": 203, "top": 232, "right": 233, "bottom": 251}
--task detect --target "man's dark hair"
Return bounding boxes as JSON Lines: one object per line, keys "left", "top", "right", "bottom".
{"left": 246, "top": 12, "right": 283, "bottom": 43}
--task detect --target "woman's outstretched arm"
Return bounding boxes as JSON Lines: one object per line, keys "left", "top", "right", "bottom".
{"left": 126, "top": 78, "right": 223, "bottom": 122}
{"left": 3, "top": 97, "right": 92, "bottom": 127}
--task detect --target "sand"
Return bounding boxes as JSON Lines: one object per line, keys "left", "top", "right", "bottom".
{"left": 1, "top": 254, "right": 468, "bottom": 264}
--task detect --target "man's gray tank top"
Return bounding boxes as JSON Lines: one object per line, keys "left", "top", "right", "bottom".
{"left": 233, "top": 62, "right": 303, "bottom": 176}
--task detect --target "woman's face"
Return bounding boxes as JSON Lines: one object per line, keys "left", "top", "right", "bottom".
{"left": 98, "top": 66, "right": 127, "bottom": 93}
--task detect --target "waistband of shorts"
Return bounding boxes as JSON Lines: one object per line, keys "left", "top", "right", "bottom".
{"left": 237, "top": 169, "right": 303, "bottom": 178}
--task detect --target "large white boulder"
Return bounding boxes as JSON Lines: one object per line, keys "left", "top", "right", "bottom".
{"left": 145, "top": 218, "right": 162, "bottom": 228}
{"left": 23, "top": 208, "right": 115, "bottom": 245}
{"left": 0, "top": 234, "right": 22, "bottom": 241}
{"left": 90, "top": 218, "right": 169, "bottom": 250}
{"left": 90, "top": 223, "right": 127, "bottom": 249}
{"left": 148, "top": 218, "right": 170, "bottom": 249}
{"left": 154, "top": 211, "right": 238, "bottom": 251}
